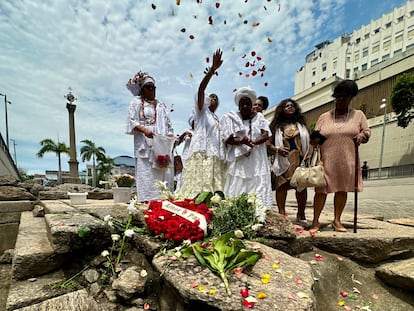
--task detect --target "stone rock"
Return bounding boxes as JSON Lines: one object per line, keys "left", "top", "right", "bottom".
{"left": 376, "top": 257, "right": 414, "bottom": 291}
{"left": 0, "top": 186, "right": 36, "bottom": 201}
{"left": 153, "top": 242, "right": 315, "bottom": 311}
{"left": 37, "top": 190, "right": 69, "bottom": 200}
{"left": 259, "top": 209, "right": 297, "bottom": 240}
{"left": 388, "top": 218, "right": 414, "bottom": 227}
{"left": 32, "top": 205, "right": 45, "bottom": 217}
{"left": 29, "top": 183, "right": 45, "bottom": 197}
{"left": 82, "top": 269, "right": 100, "bottom": 283}
{"left": 45, "top": 213, "right": 111, "bottom": 254}
{"left": 0, "top": 249, "right": 14, "bottom": 263}
{"left": 0, "top": 175, "right": 19, "bottom": 186}
{"left": 111, "top": 266, "right": 147, "bottom": 300}
{"left": 87, "top": 190, "right": 114, "bottom": 200}
{"left": 12, "top": 289, "right": 101, "bottom": 311}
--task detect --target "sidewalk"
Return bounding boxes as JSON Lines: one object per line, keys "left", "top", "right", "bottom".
{"left": 283, "top": 176, "right": 414, "bottom": 220}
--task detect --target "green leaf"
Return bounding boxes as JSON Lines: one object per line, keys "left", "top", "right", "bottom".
{"left": 78, "top": 225, "right": 91, "bottom": 237}
{"left": 195, "top": 191, "right": 213, "bottom": 205}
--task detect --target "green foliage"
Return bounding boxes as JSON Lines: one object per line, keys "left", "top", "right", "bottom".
{"left": 77, "top": 225, "right": 91, "bottom": 237}
{"left": 37, "top": 138, "right": 70, "bottom": 184}
{"left": 80, "top": 139, "right": 106, "bottom": 187}
{"left": 391, "top": 73, "right": 414, "bottom": 128}
{"left": 183, "top": 231, "right": 261, "bottom": 296}
{"left": 209, "top": 193, "right": 260, "bottom": 239}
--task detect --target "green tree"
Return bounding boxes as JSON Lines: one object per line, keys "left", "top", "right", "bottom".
{"left": 37, "top": 139, "right": 70, "bottom": 184}
{"left": 391, "top": 73, "right": 414, "bottom": 128}
{"left": 97, "top": 156, "right": 114, "bottom": 187}
{"left": 80, "top": 139, "right": 106, "bottom": 187}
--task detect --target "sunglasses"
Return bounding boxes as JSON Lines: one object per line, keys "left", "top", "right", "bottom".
{"left": 143, "top": 85, "right": 156, "bottom": 91}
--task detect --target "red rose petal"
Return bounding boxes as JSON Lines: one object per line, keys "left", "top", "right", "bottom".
{"left": 240, "top": 288, "right": 249, "bottom": 298}
{"left": 215, "top": 2, "right": 220, "bottom": 8}
{"left": 243, "top": 299, "right": 254, "bottom": 308}
{"left": 189, "top": 35, "right": 195, "bottom": 40}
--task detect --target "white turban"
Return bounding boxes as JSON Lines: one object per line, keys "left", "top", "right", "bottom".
{"left": 234, "top": 87, "right": 256, "bottom": 106}
{"left": 126, "top": 71, "right": 156, "bottom": 96}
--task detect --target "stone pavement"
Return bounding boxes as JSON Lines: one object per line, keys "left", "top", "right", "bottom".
{"left": 283, "top": 176, "right": 414, "bottom": 222}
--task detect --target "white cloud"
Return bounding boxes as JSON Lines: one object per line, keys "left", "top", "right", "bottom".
{"left": 0, "top": 0, "right": 406, "bottom": 175}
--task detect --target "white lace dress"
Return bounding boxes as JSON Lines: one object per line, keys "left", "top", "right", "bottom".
{"left": 220, "top": 111, "right": 273, "bottom": 208}
{"left": 126, "top": 97, "right": 174, "bottom": 202}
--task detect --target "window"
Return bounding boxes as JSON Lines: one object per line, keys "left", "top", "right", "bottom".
{"left": 355, "top": 37, "right": 361, "bottom": 44}
{"left": 311, "top": 82, "right": 315, "bottom": 87}
{"left": 385, "top": 22, "right": 392, "bottom": 28}
{"left": 361, "top": 63, "right": 368, "bottom": 71}
{"left": 410, "top": 10, "right": 414, "bottom": 17}
{"left": 382, "top": 54, "right": 390, "bottom": 61}
{"left": 333, "top": 60, "right": 337, "bottom": 69}
{"left": 397, "top": 16, "right": 404, "bottom": 23}
{"left": 371, "top": 59, "right": 378, "bottom": 66}
{"left": 362, "top": 47, "right": 368, "bottom": 57}
{"left": 321, "top": 77, "right": 326, "bottom": 82}
{"left": 408, "top": 28, "right": 414, "bottom": 39}
{"left": 312, "top": 70, "right": 316, "bottom": 76}
{"left": 395, "top": 34, "right": 403, "bottom": 43}
{"left": 322, "top": 63, "right": 327, "bottom": 72}
{"left": 394, "top": 48, "right": 402, "bottom": 55}
{"left": 346, "top": 69, "right": 350, "bottom": 78}
{"left": 406, "top": 43, "right": 414, "bottom": 50}
{"left": 353, "top": 66, "right": 358, "bottom": 73}
{"left": 364, "top": 33, "right": 370, "bottom": 39}
{"left": 354, "top": 53, "right": 359, "bottom": 61}
{"left": 373, "top": 28, "right": 380, "bottom": 34}
{"left": 383, "top": 40, "right": 391, "bottom": 48}
{"left": 372, "top": 44, "right": 380, "bottom": 53}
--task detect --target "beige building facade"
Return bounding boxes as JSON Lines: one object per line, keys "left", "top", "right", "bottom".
{"left": 265, "top": 2, "right": 414, "bottom": 178}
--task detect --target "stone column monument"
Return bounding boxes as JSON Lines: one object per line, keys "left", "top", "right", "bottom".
{"left": 64, "top": 88, "right": 80, "bottom": 184}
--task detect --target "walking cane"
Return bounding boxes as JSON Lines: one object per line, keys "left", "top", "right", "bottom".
{"left": 353, "top": 139, "right": 359, "bottom": 233}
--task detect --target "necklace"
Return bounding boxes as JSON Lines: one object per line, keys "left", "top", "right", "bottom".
{"left": 333, "top": 108, "right": 351, "bottom": 129}
{"left": 284, "top": 123, "right": 297, "bottom": 137}
{"left": 140, "top": 98, "right": 157, "bottom": 125}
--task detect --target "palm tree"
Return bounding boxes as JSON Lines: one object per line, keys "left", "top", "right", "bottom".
{"left": 97, "top": 156, "right": 114, "bottom": 187}
{"left": 37, "top": 139, "right": 70, "bottom": 184}
{"left": 80, "top": 139, "right": 106, "bottom": 187}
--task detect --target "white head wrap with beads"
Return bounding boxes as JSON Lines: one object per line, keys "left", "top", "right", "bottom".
{"left": 234, "top": 87, "right": 256, "bottom": 106}
{"left": 126, "top": 71, "right": 156, "bottom": 96}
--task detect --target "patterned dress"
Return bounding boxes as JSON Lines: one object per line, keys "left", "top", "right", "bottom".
{"left": 315, "top": 109, "right": 370, "bottom": 193}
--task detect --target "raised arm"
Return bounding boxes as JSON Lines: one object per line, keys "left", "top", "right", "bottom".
{"left": 197, "top": 49, "right": 223, "bottom": 111}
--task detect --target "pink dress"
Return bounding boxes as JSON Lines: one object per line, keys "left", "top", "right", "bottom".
{"left": 315, "top": 109, "right": 370, "bottom": 194}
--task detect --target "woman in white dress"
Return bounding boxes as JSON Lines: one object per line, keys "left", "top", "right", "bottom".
{"left": 180, "top": 49, "right": 226, "bottom": 197}
{"left": 126, "top": 71, "right": 174, "bottom": 202}
{"left": 220, "top": 87, "right": 273, "bottom": 208}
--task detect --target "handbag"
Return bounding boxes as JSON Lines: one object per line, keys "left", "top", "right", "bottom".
{"left": 290, "top": 145, "right": 327, "bottom": 188}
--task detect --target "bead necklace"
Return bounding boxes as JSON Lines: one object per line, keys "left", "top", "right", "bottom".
{"left": 333, "top": 108, "right": 351, "bottom": 129}
{"left": 140, "top": 98, "right": 157, "bottom": 125}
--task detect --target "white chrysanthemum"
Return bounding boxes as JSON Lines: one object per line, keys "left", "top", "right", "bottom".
{"left": 140, "top": 269, "right": 148, "bottom": 278}
{"left": 211, "top": 194, "right": 222, "bottom": 204}
{"left": 124, "top": 229, "right": 135, "bottom": 237}
{"left": 128, "top": 200, "right": 138, "bottom": 215}
{"left": 234, "top": 230, "right": 244, "bottom": 238}
{"left": 111, "top": 234, "right": 121, "bottom": 241}
{"left": 101, "top": 250, "right": 109, "bottom": 257}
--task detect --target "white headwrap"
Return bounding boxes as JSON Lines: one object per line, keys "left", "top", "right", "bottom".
{"left": 234, "top": 87, "right": 256, "bottom": 106}
{"left": 126, "top": 71, "right": 156, "bottom": 96}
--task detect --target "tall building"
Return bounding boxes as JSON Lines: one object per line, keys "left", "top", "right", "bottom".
{"left": 295, "top": 1, "right": 414, "bottom": 93}
{"left": 264, "top": 1, "right": 414, "bottom": 178}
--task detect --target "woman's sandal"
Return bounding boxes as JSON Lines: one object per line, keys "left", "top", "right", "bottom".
{"left": 309, "top": 225, "right": 320, "bottom": 233}
{"left": 331, "top": 222, "right": 347, "bottom": 232}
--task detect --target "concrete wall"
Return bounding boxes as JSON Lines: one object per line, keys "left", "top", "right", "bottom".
{"left": 0, "top": 133, "right": 19, "bottom": 179}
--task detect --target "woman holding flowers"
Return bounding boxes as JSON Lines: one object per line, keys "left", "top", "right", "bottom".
{"left": 180, "top": 49, "right": 227, "bottom": 197}
{"left": 220, "top": 87, "right": 273, "bottom": 209}
{"left": 126, "top": 71, "right": 174, "bottom": 202}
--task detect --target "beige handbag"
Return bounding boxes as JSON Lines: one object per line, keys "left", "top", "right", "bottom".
{"left": 290, "top": 145, "right": 327, "bottom": 188}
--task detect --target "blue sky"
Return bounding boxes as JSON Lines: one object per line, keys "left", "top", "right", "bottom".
{"left": 0, "top": 0, "right": 408, "bottom": 175}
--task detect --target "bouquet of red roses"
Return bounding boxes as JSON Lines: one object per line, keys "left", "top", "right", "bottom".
{"left": 144, "top": 199, "right": 212, "bottom": 243}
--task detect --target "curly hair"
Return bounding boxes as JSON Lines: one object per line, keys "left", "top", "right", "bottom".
{"left": 269, "top": 98, "right": 307, "bottom": 135}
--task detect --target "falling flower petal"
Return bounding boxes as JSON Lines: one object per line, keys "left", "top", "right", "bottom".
{"left": 241, "top": 53, "right": 246, "bottom": 58}
{"left": 244, "top": 20, "right": 248, "bottom": 24}
{"left": 245, "top": 62, "right": 250, "bottom": 67}
{"left": 151, "top": 4, "right": 156, "bottom": 10}
{"left": 176, "top": 0, "right": 180, "bottom": 5}
{"left": 372, "top": 294, "right": 379, "bottom": 300}
{"left": 267, "top": 37, "right": 273, "bottom": 43}
{"left": 181, "top": 28, "right": 186, "bottom": 32}
{"left": 238, "top": 13, "right": 242, "bottom": 18}
{"left": 338, "top": 301, "right": 345, "bottom": 307}
{"left": 252, "top": 22, "right": 260, "bottom": 27}
{"left": 264, "top": 82, "right": 268, "bottom": 87}
{"left": 264, "top": 6, "right": 267, "bottom": 10}
{"left": 256, "top": 56, "right": 262, "bottom": 61}
{"left": 208, "top": 16, "right": 213, "bottom": 24}
{"left": 189, "top": 72, "right": 193, "bottom": 78}
{"left": 243, "top": 299, "right": 255, "bottom": 308}
{"left": 278, "top": 4, "right": 281, "bottom": 12}
{"left": 239, "top": 72, "right": 243, "bottom": 76}
{"left": 206, "top": 57, "right": 210, "bottom": 63}
{"left": 190, "top": 281, "right": 198, "bottom": 288}
{"left": 257, "top": 291, "right": 267, "bottom": 299}
{"left": 315, "top": 254, "right": 323, "bottom": 261}
{"left": 295, "top": 277, "right": 303, "bottom": 284}
{"left": 215, "top": 2, "right": 220, "bottom": 8}
{"left": 340, "top": 291, "right": 348, "bottom": 297}
{"left": 251, "top": 51, "right": 256, "bottom": 56}
{"left": 252, "top": 70, "right": 257, "bottom": 76}
{"left": 189, "top": 35, "right": 195, "bottom": 40}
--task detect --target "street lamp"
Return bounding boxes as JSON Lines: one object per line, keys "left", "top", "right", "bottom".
{"left": 378, "top": 98, "right": 387, "bottom": 178}
{"left": 0, "top": 93, "right": 11, "bottom": 148}
{"left": 10, "top": 138, "right": 17, "bottom": 166}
